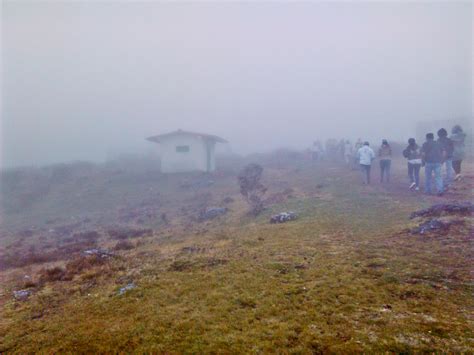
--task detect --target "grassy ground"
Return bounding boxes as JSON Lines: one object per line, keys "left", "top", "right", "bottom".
{"left": 0, "top": 158, "right": 472, "bottom": 352}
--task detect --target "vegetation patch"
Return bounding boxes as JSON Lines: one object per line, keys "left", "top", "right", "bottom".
{"left": 39, "top": 266, "right": 71, "bottom": 283}
{"left": 1, "top": 159, "right": 472, "bottom": 352}
{"left": 168, "top": 257, "right": 229, "bottom": 272}
{"left": 113, "top": 240, "right": 135, "bottom": 251}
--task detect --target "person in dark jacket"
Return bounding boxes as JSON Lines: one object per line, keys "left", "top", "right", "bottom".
{"left": 451, "top": 125, "right": 466, "bottom": 180}
{"left": 378, "top": 139, "right": 392, "bottom": 183}
{"left": 437, "top": 128, "right": 454, "bottom": 186}
{"left": 403, "top": 138, "right": 422, "bottom": 190}
{"left": 421, "top": 133, "right": 443, "bottom": 195}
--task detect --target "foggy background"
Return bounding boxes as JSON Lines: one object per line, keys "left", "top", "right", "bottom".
{"left": 1, "top": 1, "right": 472, "bottom": 168}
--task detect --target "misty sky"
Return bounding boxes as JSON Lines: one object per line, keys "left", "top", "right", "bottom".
{"left": 1, "top": 1, "right": 472, "bottom": 168}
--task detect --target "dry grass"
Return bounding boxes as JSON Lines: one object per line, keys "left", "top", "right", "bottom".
{"left": 38, "top": 266, "right": 71, "bottom": 283}
{"left": 113, "top": 240, "right": 135, "bottom": 251}
{"left": 0, "top": 159, "right": 472, "bottom": 352}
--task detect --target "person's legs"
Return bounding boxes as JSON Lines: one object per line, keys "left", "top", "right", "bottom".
{"left": 445, "top": 159, "right": 453, "bottom": 185}
{"left": 408, "top": 163, "right": 414, "bottom": 183}
{"left": 360, "top": 164, "right": 367, "bottom": 184}
{"left": 434, "top": 163, "right": 443, "bottom": 194}
{"left": 367, "top": 164, "right": 371, "bottom": 184}
{"left": 453, "top": 160, "right": 462, "bottom": 178}
{"left": 379, "top": 160, "right": 384, "bottom": 182}
{"left": 414, "top": 164, "right": 421, "bottom": 188}
{"left": 425, "top": 163, "right": 433, "bottom": 194}
{"left": 386, "top": 160, "right": 391, "bottom": 183}
{"left": 452, "top": 160, "right": 460, "bottom": 174}
{"left": 380, "top": 160, "right": 389, "bottom": 182}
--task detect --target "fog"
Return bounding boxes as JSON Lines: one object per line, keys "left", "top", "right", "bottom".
{"left": 1, "top": 1, "right": 472, "bottom": 168}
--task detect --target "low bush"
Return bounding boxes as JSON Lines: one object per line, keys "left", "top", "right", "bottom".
{"left": 107, "top": 227, "right": 152, "bottom": 240}
{"left": 65, "top": 255, "right": 107, "bottom": 277}
{"left": 113, "top": 240, "right": 135, "bottom": 251}
{"left": 39, "top": 266, "right": 71, "bottom": 283}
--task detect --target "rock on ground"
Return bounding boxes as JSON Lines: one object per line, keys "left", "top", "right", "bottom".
{"left": 199, "top": 207, "right": 228, "bottom": 221}
{"left": 410, "top": 202, "right": 473, "bottom": 219}
{"left": 270, "top": 212, "right": 298, "bottom": 224}
{"left": 118, "top": 283, "right": 136, "bottom": 295}
{"left": 13, "top": 289, "right": 32, "bottom": 301}
{"left": 410, "top": 219, "right": 465, "bottom": 235}
{"left": 82, "top": 248, "right": 114, "bottom": 258}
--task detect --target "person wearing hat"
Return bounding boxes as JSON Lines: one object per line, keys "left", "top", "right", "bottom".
{"left": 357, "top": 141, "right": 375, "bottom": 184}
{"left": 403, "top": 138, "right": 422, "bottom": 190}
{"left": 421, "top": 132, "right": 444, "bottom": 195}
{"left": 378, "top": 139, "right": 392, "bottom": 183}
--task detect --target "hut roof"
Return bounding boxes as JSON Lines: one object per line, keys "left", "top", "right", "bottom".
{"left": 146, "top": 129, "right": 227, "bottom": 144}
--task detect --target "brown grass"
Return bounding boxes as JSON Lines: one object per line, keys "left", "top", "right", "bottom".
{"left": 39, "top": 266, "right": 71, "bottom": 283}
{"left": 65, "top": 255, "right": 108, "bottom": 276}
{"left": 1, "top": 159, "right": 472, "bottom": 352}
{"left": 113, "top": 240, "right": 135, "bottom": 251}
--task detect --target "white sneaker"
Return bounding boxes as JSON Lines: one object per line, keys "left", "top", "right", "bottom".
{"left": 455, "top": 174, "right": 462, "bottom": 181}
{"left": 409, "top": 182, "right": 416, "bottom": 189}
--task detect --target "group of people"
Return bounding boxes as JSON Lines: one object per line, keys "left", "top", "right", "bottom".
{"left": 355, "top": 125, "right": 467, "bottom": 195}
{"left": 310, "top": 139, "right": 356, "bottom": 162}
{"left": 310, "top": 124, "right": 467, "bottom": 196}
{"left": 355, "top": 139, "right": 393, "bottom": 185}
{"left": 402, "top": 125, "right": 466, "bottom": 195}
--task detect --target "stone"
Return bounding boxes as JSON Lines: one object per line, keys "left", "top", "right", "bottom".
{"left": 118, "top": 283, "right": 136, "bottom": 295}
{"left": 270, "top": 211, "right": 298, "bottom": 224}
{"left": 82, "top": 248, "right": 114, "bottom": 258}
{"left": 199, "top": 207, "right": 227, "bottom": 221}
{"left": 13, "top": 289, "right": 31, "bottom": 301}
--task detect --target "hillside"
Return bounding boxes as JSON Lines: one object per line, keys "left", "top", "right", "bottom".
{"left": 0, "top": 156, "right": 473, "bottom": 352}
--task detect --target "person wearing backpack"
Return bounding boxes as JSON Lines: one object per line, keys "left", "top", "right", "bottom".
{"left": 421, "top": 133, "right": 444, "bottom": 195}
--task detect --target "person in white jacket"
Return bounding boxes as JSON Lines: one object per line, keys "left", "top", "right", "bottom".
{"left": 357, "top": 141, "right": 375, "bottom": 184}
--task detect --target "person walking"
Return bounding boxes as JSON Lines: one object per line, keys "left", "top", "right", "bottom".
{"left": 353, "top": 138, "right": 363, "bottom": 170}
{"left": 421, "top": 133, "right": 444, "bottom": 195}
{"left": 451, "top": 125, "right": 466, "bottom": 181}
{"left": 354, "top": 138, "right": 363, "bottom": 153}
{"left": 338, "top": 139, "right": 346, "bottom": 161}
{"left": 437, "top": 128, "right": 454, "bottom": 186}
{"left": 378, "top": 139, "right": 392, "bottom": 183}
{"left": 403, "top": 138, "right": 422, "bottom": 190}
{"left": 344, "top": 140, "right": 353, "bottom": 165}
{"left": 357, "top": 141, "right": 375, "bottom": 185}
{"left": 310, "top": 141, "right": 321, "bottom": 162}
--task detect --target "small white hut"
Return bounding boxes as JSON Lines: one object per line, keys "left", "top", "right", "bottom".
{"left": 146, "top": 130, "right": 227, "bottom": 173}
